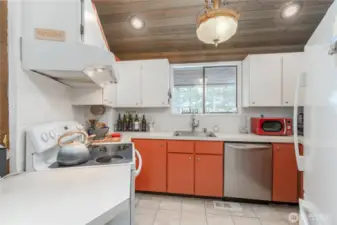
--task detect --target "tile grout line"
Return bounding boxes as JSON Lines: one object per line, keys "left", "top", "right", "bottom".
{"left": 180, "top": 200, "right": 183, "bottom": 225}
{"left": 204, "top": 200, "right": 208, "bottom": 225}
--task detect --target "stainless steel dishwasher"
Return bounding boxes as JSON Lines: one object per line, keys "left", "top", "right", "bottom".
{"left": 224, "top": 143, "right": 272, "bottom": 201}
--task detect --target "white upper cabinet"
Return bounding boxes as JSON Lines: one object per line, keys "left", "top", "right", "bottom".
{"left": 245, "top": 54, "right": 282, "bottom": 106}
{"left": 115, "top": 59, "right": 170, "bottom": 108}
{"left": 242, "top": 52, "right": 305, "bottom": 107}
{"left": 22, "top": 0, "right": 82, "bottom": 41}
{"left": 71, "top": 87, "right": 115, "bottom": 107}
{"left": 140, "top": 59, "right": 170, "bottom": 107}
{"left": 116, "top": 61, "right": 142, "bottom": 107}
{"left": 282, "top": 52, "right": 305, "bottom": 106}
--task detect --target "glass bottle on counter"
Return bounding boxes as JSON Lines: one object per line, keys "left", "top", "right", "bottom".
{"left": 123, "top": 114, "right": 128, "bottom": 131}
{"left": 117, "top": 113, "right": 123, "bottom": 131}
{"left": 134, "top": 114, "right": 140, "bottom": 131}
{"left": 128, "top": 114, "right": 134, "bottom": 131}
{"left": 141, "top": 115, "right": 147, "bottom": 132}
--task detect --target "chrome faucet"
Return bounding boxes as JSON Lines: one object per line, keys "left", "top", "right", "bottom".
{"left": 191, "top": 114, "right": 199, "bottom": 132}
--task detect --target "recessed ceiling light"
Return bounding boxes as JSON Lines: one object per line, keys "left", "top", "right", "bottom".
{"left": 281, "top": 2, "right": 301, "bottom": 19}
{"left": 130, "top": 16, "right": 145, "bottom": 30}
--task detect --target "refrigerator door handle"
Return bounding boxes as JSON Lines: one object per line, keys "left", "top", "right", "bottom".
{"left": 134, "top": 149, "right": 142, "bottom": 177}
{"left": 293, "top": 73, "right": 305, "bottom": 171}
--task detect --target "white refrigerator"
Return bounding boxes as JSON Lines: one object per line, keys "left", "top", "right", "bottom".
{"left": 294, "top": 1, "right": 337, "bottom": 225}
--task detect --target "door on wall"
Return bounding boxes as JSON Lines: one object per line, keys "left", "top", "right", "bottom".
{"left": 0, "top": 0, "right": 9, "bottom": 174}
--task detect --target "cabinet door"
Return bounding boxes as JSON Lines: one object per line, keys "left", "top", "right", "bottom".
{"left": 167, "top": 140, "right": 194, "bottom": 153}
{"left": 195, "top": 141, "right": 223, "bottom": 155}
{"left": 249, "top": 54, "right": 282, "bottom": 106}
{"left": 167, "top": 153, "right": 194, "bottom": 195}
{"left": 272, "top": 143, "right": 298, "bottom": 203}
{"left": 133, "top": 139, "right": 167, "bottom": 192}
{"left": 103, "top": 84, "right": 116, "bottom": 107}
{"left": 140, "top": 59, "right": 170, "bottom": 107}
{"left": 298, "top": 144, "right": 304, "bottom": 199}
{"left": 116, "top": 61, "right": 141, "bottom": 107}
{"left": 282, "top": 53, "right": 305, "bottom": 106}
{"left": 195, "top": 155, "right": 223, "bottom": 197}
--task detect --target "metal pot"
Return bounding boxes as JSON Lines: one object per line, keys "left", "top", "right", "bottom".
{"left": 57, "top": 131, "right": 90, "bottom": 166}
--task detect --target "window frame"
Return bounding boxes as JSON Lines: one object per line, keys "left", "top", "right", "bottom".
{"left": 170, "top": 61, "right": 242, "bottom": 115}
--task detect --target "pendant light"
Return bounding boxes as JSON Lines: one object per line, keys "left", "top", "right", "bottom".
{"left": 196, "top": 0, "right": 239, "bottom": 47}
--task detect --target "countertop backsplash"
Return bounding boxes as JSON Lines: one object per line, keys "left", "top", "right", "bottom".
{"left": 114, "top": 107, "right": 293, "bottom": 133}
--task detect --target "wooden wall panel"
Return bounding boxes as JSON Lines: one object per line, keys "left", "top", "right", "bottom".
{"left": 0, "top": 0, "right": 9, "bottom": 174}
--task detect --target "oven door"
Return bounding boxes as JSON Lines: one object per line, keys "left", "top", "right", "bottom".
{"left": 261, "top": 120, "right": 285, "bottom": 135}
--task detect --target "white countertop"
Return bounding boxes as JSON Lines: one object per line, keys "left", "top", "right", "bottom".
{"left": 0, "top": 164, "right": 131, "bottom": 225}
{"left": 119, "top": 132, "right": 303, "bottom": 144}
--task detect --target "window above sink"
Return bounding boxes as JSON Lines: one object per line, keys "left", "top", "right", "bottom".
{"left": 171, "top": 65, "right": 238, "bottom": 114}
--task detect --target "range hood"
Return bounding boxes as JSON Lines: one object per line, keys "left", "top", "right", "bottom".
{"left": 21, "top": 39, "right": 119, "bottom": 88}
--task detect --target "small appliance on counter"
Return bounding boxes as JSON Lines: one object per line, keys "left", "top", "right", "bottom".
{"left": 251, "top": 116, "right": 293, "bottom": 136}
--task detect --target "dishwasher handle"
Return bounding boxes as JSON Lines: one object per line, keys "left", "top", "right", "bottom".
{"left": 227, "top": 144, "right": 271, "bottom": 150}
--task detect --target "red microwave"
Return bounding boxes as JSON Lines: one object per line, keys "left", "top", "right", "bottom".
{"left": 251, "top": 117, "right": 293, "bottom": 136}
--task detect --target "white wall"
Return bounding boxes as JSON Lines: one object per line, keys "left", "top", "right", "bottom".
{"left": 73, "top": 106, "right": 116, "bottom": 130}
{"left": 8, "top": 1, "right": 76, "bottom": 172}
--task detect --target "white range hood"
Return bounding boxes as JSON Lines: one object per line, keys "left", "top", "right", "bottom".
{"left": 21, "top": 39, "right": 119, "bottom": 88}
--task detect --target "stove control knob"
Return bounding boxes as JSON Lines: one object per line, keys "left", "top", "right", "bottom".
{"left": 41, "top": 133, "right": 49, "bottom": 142}
{"left": 49, "top": 131, "right": 55, "bottom": 139}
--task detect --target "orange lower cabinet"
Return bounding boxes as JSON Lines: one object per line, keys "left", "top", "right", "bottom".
{"left": 167, "top": 153, "right": 194, "bottom": 195}
{"left": 133, "top": 139, "right": 167, "bottom": 192}
{"left": 195, "top": 154, "right": 223, "bottom": 197}
{"left": 272, "top": 143, "right": 298, "bottom": 203}
{"left": 299, "top": 144, "right": 304, "bottom": 199}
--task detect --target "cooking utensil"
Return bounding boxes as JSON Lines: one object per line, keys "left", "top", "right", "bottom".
{"left": 57, "top": 131, "right": 90, "bottom": 166}
{"left": 90, "top": 127, "right": 109, "bottom": 140}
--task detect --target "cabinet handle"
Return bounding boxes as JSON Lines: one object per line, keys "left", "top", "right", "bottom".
{"left": 196, "top": 158, "right": 200, "bottom": 161}
{"left": 188, "top": 157, "right": 192, "bottom": 160}
{"left": 276, "top": 147, "right": 280, "bottom": 151}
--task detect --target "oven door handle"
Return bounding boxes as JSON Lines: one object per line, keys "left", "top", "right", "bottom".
{"left": 134, "top": 149, "right": 142, "bottom": 177}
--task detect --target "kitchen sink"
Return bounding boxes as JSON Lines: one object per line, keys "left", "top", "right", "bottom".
{"left": 173, "top": 131, "right": 216, "bottom": 137}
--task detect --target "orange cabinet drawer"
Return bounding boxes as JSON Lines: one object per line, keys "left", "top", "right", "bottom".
{"left": 167, "top": 140, "right": 194, "bottom": 153}
{"left": 195, "top": 141, "right": 223, "bottom": 155}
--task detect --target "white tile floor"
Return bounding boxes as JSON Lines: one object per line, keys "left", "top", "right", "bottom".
{"left": 135, "top": 193, "right": 299, "bottom": 225}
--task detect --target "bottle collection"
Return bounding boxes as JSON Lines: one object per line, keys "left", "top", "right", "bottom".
{"left": 116, "top": 113, "right": 148, "bottom": 132}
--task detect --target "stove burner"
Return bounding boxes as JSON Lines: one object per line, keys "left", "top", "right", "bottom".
{"left": 96, "top": 155, "right": 124, "bottom": 164}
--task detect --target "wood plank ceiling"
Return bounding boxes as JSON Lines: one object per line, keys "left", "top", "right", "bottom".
{"left": 95, "top": 0, "right": 333, "bottom": 63}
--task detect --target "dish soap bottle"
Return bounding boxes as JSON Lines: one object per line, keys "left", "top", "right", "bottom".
{"left": 134, "top": 114, "right": 140, "bottom": 131}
